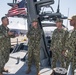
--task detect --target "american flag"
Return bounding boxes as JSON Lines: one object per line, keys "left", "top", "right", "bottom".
{"left": 6, "top": 0, "right": 27, "bottom": 17}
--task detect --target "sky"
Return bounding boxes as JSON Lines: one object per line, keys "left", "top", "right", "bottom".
{"left": 0, "top": 0, "right": 76, "bottom": 30}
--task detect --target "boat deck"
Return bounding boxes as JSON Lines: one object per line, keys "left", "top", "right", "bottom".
{"left": 3, "top": 51, "right": 52, "bottom": 75}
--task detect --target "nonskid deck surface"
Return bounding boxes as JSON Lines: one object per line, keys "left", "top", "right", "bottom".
{"left": 3, "top": 51, "right": 52, "bottom": 75}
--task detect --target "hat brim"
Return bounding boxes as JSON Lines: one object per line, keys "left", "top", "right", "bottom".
{"left": 32, "top": 20, "right": 38, "bottom": 23}
{"left": 56, "top": 21, "right": 63, "bottom": 22}
{"left": 68, "top": 18, "right": 72, "bottom": 20}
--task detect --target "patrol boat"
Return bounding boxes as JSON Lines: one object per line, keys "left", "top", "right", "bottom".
{"left": 4, "top": 42, "right": 53, "bottom": 75}
{"left": 4, "top": 0, "right": 75, "bottom": 75}
{"left": 3, "top": 39, "right": 70, "bottom": 75}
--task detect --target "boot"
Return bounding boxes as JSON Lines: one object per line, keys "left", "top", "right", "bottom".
{"left": 37, "top": 72, "right": 40, "bottom": 75}
{"left": 0, "top": 73, "right": 3, "bottom": 75}
{"left": 50, "top": 70, "right": 54, "bottom": 75}
{"left": 2, "top": 69, "right": 8, "bottom": 72}
{"left": 25, "top": 69, "right": 31, "bottom": 74}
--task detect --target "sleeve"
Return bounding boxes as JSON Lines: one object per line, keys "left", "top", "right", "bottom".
{"left": 64, "top": 30, "right": 72, "bottom": 51}
{"left": 26, "top": 28, "right": 31, "bottom": 38}
{"left": 50, "top": 30, "right": 55, "bottom": 50}
{"left": 0, "top": 28, "right": 5, "bottom": 39}
{"left": 64, "top": 31, "right": 72, "bottom": 58}
{"left": 37, "top": 29, "right": 43, "bottom": 40}
{"left": 63, "top": 30, "right": 69, "bottom": 50}
{"left": 0, "top": 32, "right": 5, "bottom": 39}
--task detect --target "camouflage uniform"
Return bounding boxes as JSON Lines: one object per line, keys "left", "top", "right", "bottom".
{"left": 51, "top": 28, "right": 68, "bottom": 68}
{"left": 0, "top": 25, "right": 14, "bottom": 73}
{"left": 64, "top": 29, "right": 76, "bottom": 73}
{"left": 27, "top": 26, "right": 42, "bottom": 73}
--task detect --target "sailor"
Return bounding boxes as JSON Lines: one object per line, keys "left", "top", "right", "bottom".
{"left": 25, "top": 19, "right": 42, "bottom": 75}
{"left": 0, "top": 16, "right": 18, "bottom": 75}
{"left": 64, "top": 15, "right": 76, "bottom": 74}
{"left": 50, "top": 19, "right": 68, "bottom": 69}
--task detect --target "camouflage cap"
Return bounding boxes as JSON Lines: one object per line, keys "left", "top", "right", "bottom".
{"left": 56, "top": 19, "right": 63, "bottom": 23}
{"left": 68, "top": 15, "right": 76, "bottom": 20}
{"left": 32, "top": 19, "right": 38, "bottom": 23}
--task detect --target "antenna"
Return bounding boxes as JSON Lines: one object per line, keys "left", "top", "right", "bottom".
{"left": 57, "top": 0, "right": 60, "bottom": 13}
{"left": 67, "top": 8, "right": 69, "bottom": 30}
{"left": 13, "top": 0, "right": 14, "bottom": 3}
